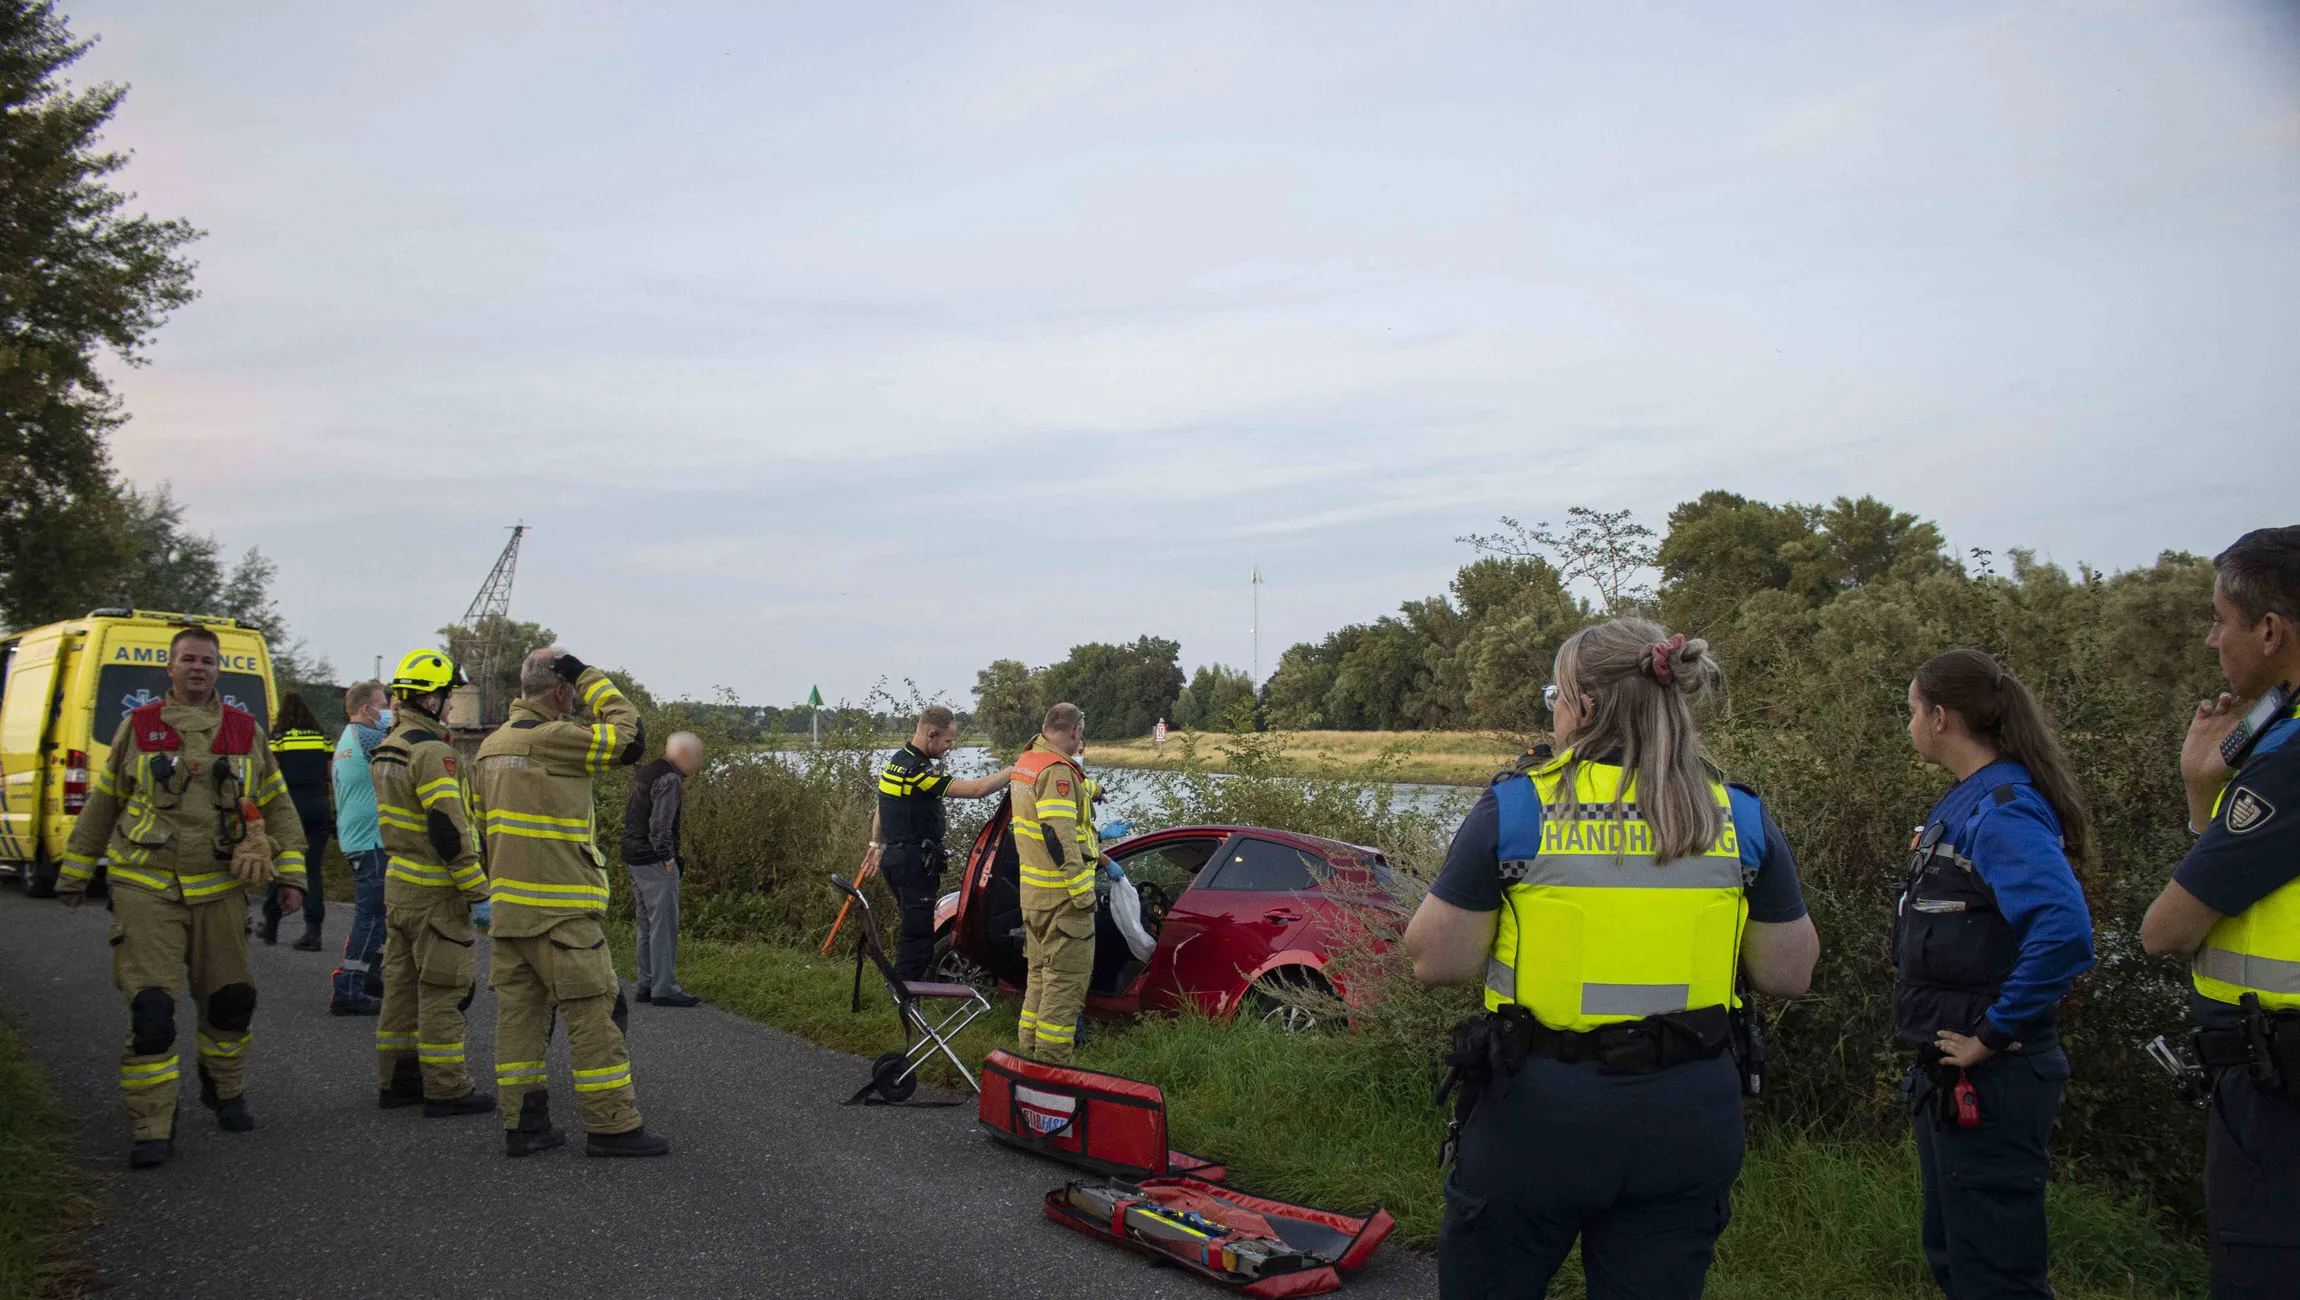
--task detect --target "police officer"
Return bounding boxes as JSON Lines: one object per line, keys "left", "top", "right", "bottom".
{"left": 1898, "top": 649, "right": 2097, "bottom": 1299}
{"left": 57, "top": 625, "right": 309, "bottom": 1168}
{"left": 370, "top": 650, "right": 493, "bottom": 1118}
{"left": 258, "top": 692, "right": 333, "bottom": 951}
{"left": 862, "top": 704, "right": 1012, "bottom": 981}
{"left": 1013, "top": 702, "right": 1097, "bottom": 1063}
{"left": 473, "top": 647, "right": 667, "bottom": 1158}
{"left": 1404, "top": 620, "right": 1817, "bottom": 1299}
{"left": 2142, "top": 525, "right": 2300, "bottom": 1300}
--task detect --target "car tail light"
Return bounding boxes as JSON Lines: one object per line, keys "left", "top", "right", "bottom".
{"left": 63, "top": 750, "right": 89, "bottom": 813}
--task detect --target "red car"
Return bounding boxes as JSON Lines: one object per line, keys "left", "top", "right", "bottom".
{"left": 931, "top": 797, "right": 1398, "bottom": 1027}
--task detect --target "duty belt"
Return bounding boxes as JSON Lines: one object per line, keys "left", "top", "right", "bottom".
{"left": 1434, "top": 1004, "right": 1732, "bottom": 1167}
{"left": 2194, "top": 994, "right": 2300, "bottom": 1092}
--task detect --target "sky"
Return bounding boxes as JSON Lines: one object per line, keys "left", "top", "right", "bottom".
{"left": 66, "top": 0, "right": 2300, "bottom": 705}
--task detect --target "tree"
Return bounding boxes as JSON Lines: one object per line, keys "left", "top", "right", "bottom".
{"left": 439, "top": 616, "right": 557, "bottom": 723}
{"left": 972, "top": 658, "right": 1040, "bottom": 753}
{"left": 1461, "top": 507, "right": 1658, "bottom": 614}
{"left": 0, "top": 1, "right": 201, "bottom": 628}
{"left": 1038, "top": 636, "right": 1185, "bottom": 739}
{"left": 1177, "top": 663, "right": 1257, "bottom": 729}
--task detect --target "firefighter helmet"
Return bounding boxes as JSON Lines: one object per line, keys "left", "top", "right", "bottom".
{"left": 389, "top": 649, "right": 467, "bottom": 697}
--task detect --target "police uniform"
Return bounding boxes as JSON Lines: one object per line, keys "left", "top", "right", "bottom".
{"left": 472, "top": 663, "right": 652, "bottom": 1150}
{"left": 262, "top": 725, "right": 333, "bottom": 944}
{"left": 876, "top": 743, "right": 955, "bottom": 980}
{"left": 1893, "top": 761, "right": 2096, "bottom": 1300}
{"left": 58, "top": 694, "right": 308, "bottom": 1153}
{"left": 371, "top": 652, "right": 489, "bottom": 1111}
{"left": 1429, "top": 750, "right": 1805, "bottom": 1299}
{"left": 2173, "top": 695, "right": 2300, "bottom": 1298}
{"left": 1012, "top": 734, "right": 1095, "bottom": 1063}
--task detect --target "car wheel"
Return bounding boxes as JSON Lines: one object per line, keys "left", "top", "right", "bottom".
{"left": 1243, "top": 970, "right": 1334, "bottom": 1034}
{"left": 929, "top": 932, "right": 994, "bottom": 992}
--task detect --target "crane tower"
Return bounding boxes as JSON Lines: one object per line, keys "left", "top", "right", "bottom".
{"left": 457, "top": 524, "right": 526, "bottom": 726}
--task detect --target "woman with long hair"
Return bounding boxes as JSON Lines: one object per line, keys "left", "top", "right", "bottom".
{"left": 262, "top": 692, "right": 335, "bottom": 950}
{"left": 1405, "top": 618, "right": 1819, "bottom": 1298}
{"left": 1897, "top": 648, "right": 2095, "bottom": 1298}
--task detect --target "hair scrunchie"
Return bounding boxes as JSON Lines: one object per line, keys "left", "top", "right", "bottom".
{"left": 1649, "top": 634, "right": 1687, "bottom": 686}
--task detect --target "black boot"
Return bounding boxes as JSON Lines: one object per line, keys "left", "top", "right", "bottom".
{"left": 377, "top": 1057, "right": 424, "bottom": 1109}
{"left": 425, "top": 1089, "right": 495, "bottom": 1118}
{"left": 586, "top": 1127, "right": 671, "bottom": 1158}
{"left": 504, "top": 1090, "right": 565, "bottom": 1158}
{"left": 292, "top": 922, "right": 322, "bottom": 952}
{"left": 256, "top": 915, "right": 279, "bottom": 945}
{"left": 331, "top": 992, "right": 381, "bottom": 1016}
{"left": 129, "top": 1137, "right": 173, "bottom": 1169}
{"left": 199, "top": 1067, "right": 256, "bottom": 1132}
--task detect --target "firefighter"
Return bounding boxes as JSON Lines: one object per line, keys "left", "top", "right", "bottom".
{"left": 1013, "top": 702, "right": 1097, "bottom": 1063}
{"left": 862, "top": 704, "right": 1013, "bottom": 980}
{"left": 370, "top": 649, "right": 493, "bottom": 1118}
{"left": 57, "top": 624, "right": 309, "bottom": 1169}
{"left": 1404, "top": 620, "right": 1818, "bottom": 1298}
{"left": 472, "top": 647, "right": 668, "bottom": 1158}
{"left": 2141, "top": 525, "right": 2300, "bottom": 1299}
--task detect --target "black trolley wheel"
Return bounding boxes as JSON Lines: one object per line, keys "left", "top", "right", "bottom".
{"left": 870, "top": 1050, "right": 918, "bottom": 1103}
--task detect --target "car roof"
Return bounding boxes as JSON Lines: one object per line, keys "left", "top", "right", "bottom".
{"left": 1139, "top": 824, "right": 1378, "bottom": 862}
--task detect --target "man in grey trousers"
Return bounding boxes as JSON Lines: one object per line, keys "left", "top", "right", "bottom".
{"left": 620, "top": 731, "right": 703, "bottom": 1007}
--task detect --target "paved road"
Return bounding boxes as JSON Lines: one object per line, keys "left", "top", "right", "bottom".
{"left": 0, "top": 890, "right": 1433, "bottom": 1299}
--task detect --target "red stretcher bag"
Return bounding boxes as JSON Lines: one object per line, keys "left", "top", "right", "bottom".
{"left": 1043, "top": 1175, "right": 1396, "bottom": 1298}
{"left": 979, "top": 1049, "right": 1225, "bottom": 1182}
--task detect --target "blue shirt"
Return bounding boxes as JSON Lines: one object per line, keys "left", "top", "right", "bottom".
{"left": 2174, "top": 709, "right": 2300, "bottom": 1029}
{"left": 333, "top": 725, "right": 382, "bottom": 854}
{"left": 1430, "top": 778, "right": 1808, "bottom": 923}
{"left": 1920, "top": 760, "right": 2095, "bottom": 1046}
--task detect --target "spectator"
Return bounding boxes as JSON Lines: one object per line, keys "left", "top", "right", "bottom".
{"left": 330, "top": 681, "right": 390, "bottom": 1015}
{"left": 620, "top": 731, "right": 703, "bottom": 1007}
{"left": 261, "top": 693, "right": 334, "bottom": 950}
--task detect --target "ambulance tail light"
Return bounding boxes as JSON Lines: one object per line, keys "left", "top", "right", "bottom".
{"left": 63, "top": 751, "right": 89, "bottom": 813}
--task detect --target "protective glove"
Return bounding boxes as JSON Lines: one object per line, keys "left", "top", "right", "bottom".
{"left": 471, "top": 900, "right": 492, "bottom": 931}
{"left": 229, "top": 803, "right": 276, "bottom": 885}
{"left": 1097, "top": 819, "right": 1132, "bottom": 844}
{"left": 552, "top": 653, "right": 588, "bottom": 683}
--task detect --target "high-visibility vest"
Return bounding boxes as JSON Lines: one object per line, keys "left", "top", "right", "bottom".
{"left": 2192, "top": 701, "right": 2300, "bottom": 1012}
{"left": 1484, "top": 752, "right": 1747, "bottom": 1030}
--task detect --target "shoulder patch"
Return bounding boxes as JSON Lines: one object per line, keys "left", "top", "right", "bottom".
{"left": 2227, "top": 787, "right": 2276, "bottom": 835}
{"left": 1054, "top": 779, "right": 1071, "bottom": 797}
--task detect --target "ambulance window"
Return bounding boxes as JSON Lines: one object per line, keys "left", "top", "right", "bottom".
{"left": 93, "top": 665, "right": 272, "bottom": 739}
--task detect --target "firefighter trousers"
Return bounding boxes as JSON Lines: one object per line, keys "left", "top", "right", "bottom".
{"left": 1019, "top": 895, "right": 1096, "bottom": 1064}
{"left": 109, "top": 886, "right": 258, "bottom": 1141}
{"left": 376, "top": 896, "right": 479, "bottom": 1100}
{"left": 490, "top": 917, "right": 640, "bottom": 1135}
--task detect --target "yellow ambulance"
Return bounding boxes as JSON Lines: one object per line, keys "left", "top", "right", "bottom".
{"left": 0, "top": 609, "right": 278, "bottom": 895}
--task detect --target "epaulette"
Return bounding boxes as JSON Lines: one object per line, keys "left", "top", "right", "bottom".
{"left": 402, "top": 729, "right": 443, "bottom": 747}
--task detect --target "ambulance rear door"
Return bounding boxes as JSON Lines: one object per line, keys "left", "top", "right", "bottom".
{"left": 0, "top": 628, "right": 68, "bottom": 864}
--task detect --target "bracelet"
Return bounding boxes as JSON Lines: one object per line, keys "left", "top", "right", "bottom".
{"left": 869, "top": 841, "right": 884, "bottom": 850}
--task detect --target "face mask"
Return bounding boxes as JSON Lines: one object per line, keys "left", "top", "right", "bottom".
{"left": 376, "top": 708, "right": 395, "bottom": 729}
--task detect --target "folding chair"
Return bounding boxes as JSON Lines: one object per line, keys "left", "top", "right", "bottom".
{"left": 830, "top": 874, "right": 993, "bottom": 1103}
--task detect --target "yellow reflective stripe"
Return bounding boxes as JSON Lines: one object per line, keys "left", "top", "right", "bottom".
{"left": 375, "top": 1031, "right": 418, "bottom": 1048}
{"left": 1034, "top": 1022, "right": 1076, "bottom": 1042}
{"left": 178, "top": 871, "right": 239, "bottom": 900}
{"left": 1036, "top": 805, "right": 1078, "bottom": 820}
{"left": 108, "top": 865, "right": 171, "bottom": 891}
{"left": 449, "top": 862, "right": 486, "bottom": 889}
{"left": 585, "top": 724, "right": 619, "bottom": 773}
{"left": 1017, "top": 1010, "right": 1039, "bottom": 1028}
{"left": 490, "top": 882, "right": 610, "bottom": 910}
{"left": 63, "top": 848, "right": 98, "bottom": 867}
{"left": 484, "top": 825, "right": 591, "bottom": 844}
{"left": 112, "top": 845, "right": 153, "bottom": 866}
{"left": 198, "top": 1034, "right": 247, "bottom": 1058}
{"left": 274, "top": 851, "right": 306, "bottom": 873}
{"left": 377, "top": 804, "right": 426, "bottom": 832}
{"left": 497, "top": 1062, "right": 547, "bottom": 1084}
{"left": 417, "top": 1042, "right": 465, "bottom": 1062}
{"left": 417, "top": 776, "right": 461, "bottom": 804}
{"left": 582, "top": 677, "right": 620, "bottom": 709}
{"left": 483, "top": 808, "right": 590, "bottom": 830}
{"left": 1013, "top": 824, "right": 1044, "bottom": 841}
{"left": 92, "top": 769, "right": 120, "bottom": 796}
{"left": 119, "top": 1056, "right": 181, "bottom": 1087}
{"left": 572, "top": 1062, "right": 632, "bottom": 1092}
{"left": 387, "top": 860, "right": 453, "bottom": 885}
{"left": 255, "top": 770, "right": 289, "bottom": 805}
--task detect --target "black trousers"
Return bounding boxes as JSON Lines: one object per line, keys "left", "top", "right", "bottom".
{"left": 1908, "top": 1047, "right": 2068, "bottom": 1300}
{"left": 879, "top": 849, "right": 941, "bottom": 982}
{"left": 2207, "top": 1066, "right": 2300, "bottom": 1299}
{"left": 1439, "top": 1052, "right": 1744, "bottom": 1300}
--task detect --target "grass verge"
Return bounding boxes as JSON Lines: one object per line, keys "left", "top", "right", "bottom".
{"left": 647, "top": 928, "right": 2210, "bottom": 1297}
{"left": 1087, "top": 729, "right": 1523, "bottom": 786}
{"left": 0, "top": 1016, "right": 95, "bottom": 1300}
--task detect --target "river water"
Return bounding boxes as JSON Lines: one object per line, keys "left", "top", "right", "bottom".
{"left": 760, "top": 744, "right": 1475, "bottom": 823}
